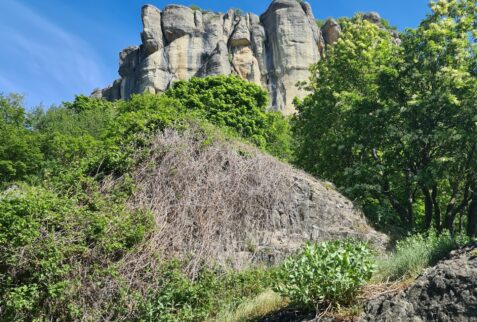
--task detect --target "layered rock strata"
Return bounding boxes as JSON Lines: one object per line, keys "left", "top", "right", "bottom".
{"left": 93, "top": 0, "right": 329, "bottom": 115}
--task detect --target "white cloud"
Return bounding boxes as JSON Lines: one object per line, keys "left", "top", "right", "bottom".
{"left": 0, "top": 0, "right": 107, "bottom": 106}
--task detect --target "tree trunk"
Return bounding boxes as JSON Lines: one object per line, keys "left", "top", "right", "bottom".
{"left": 423, "top": 188, "right": 433, "bottom": 229}
{"left": 467, "top": 194, "right": 477, "bottom": 237}
{"left": 431, "top": 186, "right": 442, "bottom": 232}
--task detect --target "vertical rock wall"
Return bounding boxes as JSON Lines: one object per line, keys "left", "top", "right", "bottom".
{"left": 93, "top": 0, "right": 326, "bottom": 115}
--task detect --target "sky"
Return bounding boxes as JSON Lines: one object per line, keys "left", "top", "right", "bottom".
{"left": 0, "top": 0, "right": 430, "bottom": 109}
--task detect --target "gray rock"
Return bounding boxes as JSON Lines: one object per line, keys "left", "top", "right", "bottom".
{"left": 230, "top": 15, "right": 251, "bottom": 47}
{"left": 361, "top": 243, "right": 477, "bottom": 322}
{"left": 197, "top": 41, "right": 231, "bottom": 76}
{"left": 125, "top": 128, "right": 389, "bottom": 272}
{"left": 260, "top": 0, "right": 322, "bottom": 114}
{"left": 94, "top": 1, "right": 327, "bottom": 115}
{"left": 140, "top": 5, "right": 163, "bottom": 55}
{"left": 162, "top": 5, "right": 197, "bottom": 43}
{"left": 321, "top": 19, "right": 341, "bottom": 45}
{"left": 363, "top": 12, "right": 382, "bottom": 25}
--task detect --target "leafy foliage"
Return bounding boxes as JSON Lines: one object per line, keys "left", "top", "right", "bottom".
{"left": 273, "top": 240, "right": 375, "bottom": 309}
{"left": 0, "top": 78, "right": 290, "bottom": 320}
{"left": 165, "top": 75, "right": 292, "bottom": 160}
{"left": 0, "top": 184, "right": 152, "bottom": 321}
{"left": 0, "top": 94, "right": 43, "bottom": 184}
{"left": 138, "top": 262, "right": 273, "bottom": 322}
{"left": 293, "top": 1, "right": 477, "bottom": 234}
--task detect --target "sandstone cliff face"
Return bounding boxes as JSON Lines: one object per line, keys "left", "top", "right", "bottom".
{"left": 93, "top": 0, "right": 326, "bottom": 115}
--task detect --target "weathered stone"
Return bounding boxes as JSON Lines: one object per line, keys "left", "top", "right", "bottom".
{"left": 261, "top": 0, "right": 322, "bottom": 114}
{"left": 140, "top": 5, "right": 163, "bottom": 55}
{"left": 363, "top": 12, "right": 382, "bottom": 25}
{"left": 126, "top": 128, "right": 389, "bottom": 272}
{"left": 231, "top": 46, "right": 261, "bottom": 84}
{"left": 230, "top": 15, "right": 251, "bottom": 47}
{"left": 94, "top": 1, "right": 328, "bottom": 114}
{"left": 360, "top": 243, "right": 477, "bottom": 322}
{"left": 118, "top": 46, "right": 139, "bottom": 77}
{"left": 321, "top": 19, "right": 341, "bottom": 45}
{"left": 162, "top": 5, "right": 197, "bottom": 43}
{"left": 197, "top": 41, "right": 231, "bottom": 76}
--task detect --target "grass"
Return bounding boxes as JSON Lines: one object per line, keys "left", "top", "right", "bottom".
{"left": 209, "top": 289, "right": 287, "bottom": 322}
{"left": 372, "top": 230, "right": 471, "bottom": 283}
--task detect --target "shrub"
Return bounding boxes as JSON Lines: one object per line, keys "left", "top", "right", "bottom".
{"left": 0, "top": 94, "right": 43, "bottom": 185}
{"left": 374, "top": 230, "right": 472, "bottom": 282}
{"left": 137, "top": 262, "right": 272, "bottom": 322}
{"left": 0, "top": 184, "right": 152, "bottom": 321}
{"left": 273, "top": 240, "right": 375, "bottom": 310}
{"left": 165, "top": 75, "right": 292, "bottom": 159}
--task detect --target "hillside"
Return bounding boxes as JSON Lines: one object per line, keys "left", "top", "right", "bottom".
{"left": 116, "top": 126, "right": 388, "bottom": 272}
{"left": 1, "top": 0, "right": 476, "bottom": 321}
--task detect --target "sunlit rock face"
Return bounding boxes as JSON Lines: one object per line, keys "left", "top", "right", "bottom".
{"left": 94, "top": 1, "right": 325, "bottom": 115}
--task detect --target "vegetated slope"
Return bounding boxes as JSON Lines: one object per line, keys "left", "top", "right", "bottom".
{"left": 361, "top": 242, "right": 477, "bottom": 322}
{"left": 109, "top": 125, "right": 388, "bottom": 275}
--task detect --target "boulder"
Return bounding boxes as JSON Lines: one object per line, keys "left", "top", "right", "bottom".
{"left": 230, "top": 15, "right": 251, "bottom": 47}
{"left": 123, "top": 128, "right": 389, "bottom": 272}
{"left": 260, "top": 0, "right": 322, "bottom": 114}
{"left": 162, "top": 5, "right": 197, "bottom": 43}
{"left": 363, "top": 12, "right": 382, "bottom": 25}
{"left": 140, "top": 5, "right": 163, "bottom": 55}
{"left": 361, "top": 243, "right": 477, "bottom": 322}
{"left": 321, "top": 19, "right": 341, "bottom": 45}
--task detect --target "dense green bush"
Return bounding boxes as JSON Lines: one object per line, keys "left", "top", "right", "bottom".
{"left": 293, "top": 1, "right": 477, "bottom": 234}
{"left": 273, "top": 240, "right": 375, "bottom": 309}
{"left": 0, "top": 94, "right": 43, "bottom": 185}
{"left": 374, "top": 230, "right": 472, "bottom": 282}
{"left": 165, "top": 75, "right": 292, "bottom": 160}
{"left": 137, "top": 262, "right": 273, "bottom": 322}
{"left": 0, "top": 183, "right": 152, "bottom": 321}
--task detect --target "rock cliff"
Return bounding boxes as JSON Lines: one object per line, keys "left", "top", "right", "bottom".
{"left": 93, "top": 0, "right": 329, "bottom": 115}
{"left": 120, "top": 126, "right": 388, "bottom": 272}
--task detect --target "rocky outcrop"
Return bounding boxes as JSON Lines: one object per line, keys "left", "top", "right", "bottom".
{"left": 361, "top": 243, "right": 477, "bottom": 322}
{"left": 94, "top": 1, "right": 326, "bottom": 115}
{"left": 93, "top": 1, "right": 399, "bottom": 114}
{"left": 321, "top": 19, "right": 341, "bottom": 45}
{"left": 123, "top": 127, "right": 389, "bottom": 272}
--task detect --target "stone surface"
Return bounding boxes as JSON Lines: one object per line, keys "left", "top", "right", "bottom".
{"left": 321, "top": 19, "right": 341, "bottom": 45}
{"left": 260, "top": 0, "right": 322, "bottom": 114}
{"left": 140, "top": 5, "right": 163, "bottom": 55}
{"left": 95, "top": 1, "right": 326, "bottom": 115}
{"left": 361, "top": 243, "right": 477, "bottom": 322}
{"left": 125, "top": 128, "right": 389, "bottom": 272}
{"left": 363, "top": 12, "right": 382, "bottom": 25}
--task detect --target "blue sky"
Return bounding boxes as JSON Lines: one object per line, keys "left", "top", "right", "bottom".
{"left": 0, "top": 0, "right": 430, "bottom": 109}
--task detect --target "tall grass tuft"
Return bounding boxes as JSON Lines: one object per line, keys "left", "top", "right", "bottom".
{"left": 373, "top": 230, "right": 471, "bottom": 282}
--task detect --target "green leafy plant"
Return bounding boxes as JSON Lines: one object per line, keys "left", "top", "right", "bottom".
{"left": 165, "top": 75, "right": 292, "bottom": 160}
{"left": 273, "top": 240, "right": 375, "bottom": 310}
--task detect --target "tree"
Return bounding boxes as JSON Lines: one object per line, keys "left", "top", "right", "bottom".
{"left": 293, "top": 1, "right": 477, "bottom": 235}
{"left": 293, "top": 15, "right": 403, "bottom": 227}
{"left": 0, "top": 94, "right": 43, "bottom": 184}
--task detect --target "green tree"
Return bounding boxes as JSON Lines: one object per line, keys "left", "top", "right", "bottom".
{"left": 293, "top": 1, "right": 477, "bottom": 235}
{"left": 0, "top": 94, "right": 43, "bottom": 184}
{"left": 293, "top": 16, "right": 401, "bottom": 227}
